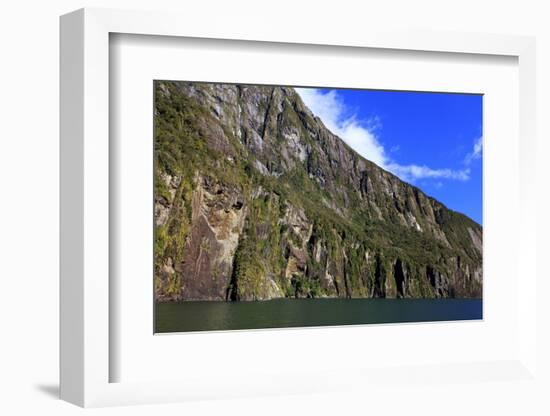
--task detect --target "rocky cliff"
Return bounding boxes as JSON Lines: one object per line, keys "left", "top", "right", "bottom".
{"left": 154, "top": 81, "right": 482, "bottom": 301}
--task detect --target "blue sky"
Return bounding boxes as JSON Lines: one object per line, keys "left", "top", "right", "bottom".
{"left": 296, "top": 87, "right": 483, "bottom": 225}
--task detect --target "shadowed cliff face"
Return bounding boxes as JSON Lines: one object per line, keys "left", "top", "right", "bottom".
{"left": 154, "top": 81, "right": 482, "bottom": 301}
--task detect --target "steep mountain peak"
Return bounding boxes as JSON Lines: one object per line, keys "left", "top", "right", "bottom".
{"left": 154, "top": 80, "right": 482, "bottom": 302}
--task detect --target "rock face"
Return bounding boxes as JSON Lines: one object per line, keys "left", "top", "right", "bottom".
{"left": 154, "top": 81, "right": 483, "bottom": 301}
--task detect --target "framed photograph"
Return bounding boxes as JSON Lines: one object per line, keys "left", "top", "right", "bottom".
{"left": 60, "top": 8, "right": 538, "bottom": 408}
{"left": 152, "top": 79, "right": 483, "bottom": 334}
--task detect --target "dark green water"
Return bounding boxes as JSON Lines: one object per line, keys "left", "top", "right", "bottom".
{"left": 155, "top": 298, "right": 482, "bottom": 333}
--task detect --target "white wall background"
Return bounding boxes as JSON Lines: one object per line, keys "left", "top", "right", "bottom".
{"left": 0, "top": 1, "right": 548, "bottom": 415}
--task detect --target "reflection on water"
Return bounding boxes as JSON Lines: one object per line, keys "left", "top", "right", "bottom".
{"left": 155, "top": 298, "right": 482, "bottom": 333}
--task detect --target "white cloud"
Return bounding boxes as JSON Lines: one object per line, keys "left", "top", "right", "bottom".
{"left": 296, "top": 87, "right": 471, "bottom": 183}
{"left": 387, "top": 163, "right": 470, "bottom": 183}
{"left": 296, "top": 88, "right": 387, "bottom": 167}
{"left": 464, "top": 136, "right": 483, "bottom": 165}
{"left": 390, "top": 145, "right": 400, "bottom": 153}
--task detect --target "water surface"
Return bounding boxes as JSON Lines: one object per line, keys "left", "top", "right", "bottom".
{"left": 155, "top": 298, "right": 482, "bottom": 333}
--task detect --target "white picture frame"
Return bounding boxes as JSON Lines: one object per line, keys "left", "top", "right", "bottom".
{"left": 60, "top": 7, "right": 538, "bottom": 408}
